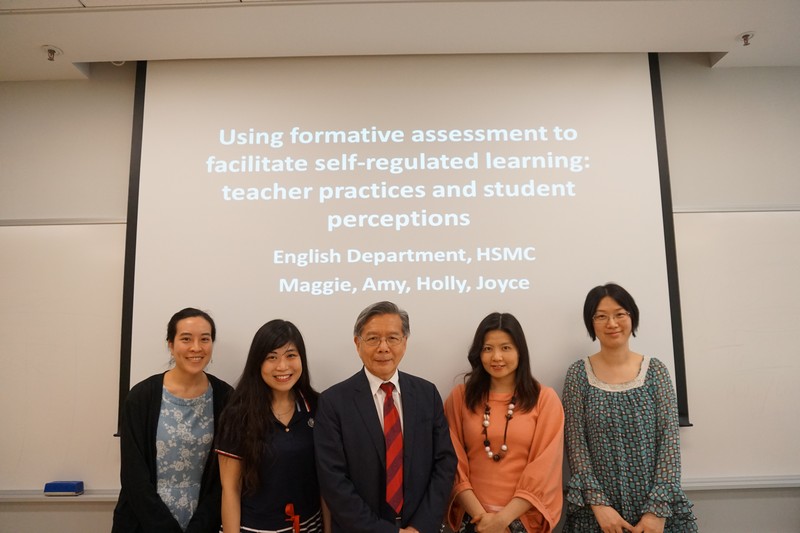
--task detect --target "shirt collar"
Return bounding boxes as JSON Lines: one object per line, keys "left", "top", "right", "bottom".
{"left": 363, "top": 367, "right": 401, "bottom": 396}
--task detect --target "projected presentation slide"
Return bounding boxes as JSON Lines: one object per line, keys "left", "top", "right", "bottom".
{"left": 130, "top": 53, "right": 676, "bottom": 395}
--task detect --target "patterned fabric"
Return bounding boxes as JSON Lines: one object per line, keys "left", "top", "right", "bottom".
{"left": 156, "top": 385, "right": 215, "bottom": 530}
{"left": 458, "top": 513, "right": 528, "bottom": 533}
{"left": 562, "top": 356, "right": 697, "bottom": 532}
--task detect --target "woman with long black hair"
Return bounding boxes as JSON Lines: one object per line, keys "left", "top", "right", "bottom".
{"left": 216, "top": 319, "right": 328, "bottom": 533}
{"left": 444, "top": 312, "right": 564, "bottom": 533}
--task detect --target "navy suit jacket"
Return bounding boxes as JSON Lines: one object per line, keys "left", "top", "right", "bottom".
{"left": 315, "top": 369, "right": 457, "bottom": 533}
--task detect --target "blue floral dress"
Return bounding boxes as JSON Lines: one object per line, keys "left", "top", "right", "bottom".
{"left": 562, "top": 356, "right": 697, "bottom": 532}
{"left": 155, "top": 385, "right": 215, "bottom": 530}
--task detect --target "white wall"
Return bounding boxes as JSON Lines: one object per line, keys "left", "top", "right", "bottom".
{"left": 660, "top": 53, "right": 800, "bottom": 532}
{"left": 661, "top": 54, "right": 800, "bottom": 212}
{"left": 1, "top": 54, "right": 799, "bottom": 532}
{"left": 0, "top": 62, "right": 134, "bottom": 222}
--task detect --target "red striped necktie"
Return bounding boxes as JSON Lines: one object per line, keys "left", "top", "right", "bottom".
{"left": 380, "top": 382, "right": 403, "bottom": 515}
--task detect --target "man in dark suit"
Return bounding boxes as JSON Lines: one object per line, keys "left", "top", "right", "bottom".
{"left": 315, "top": 301, "right": 457, "bottom": 533}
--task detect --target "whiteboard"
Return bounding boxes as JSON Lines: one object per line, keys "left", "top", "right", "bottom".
{"left": 0, "top": 224, "right": 125, "bottom": 491}
{"left": 674, "top": 211, "right": 800, "bottom": 482}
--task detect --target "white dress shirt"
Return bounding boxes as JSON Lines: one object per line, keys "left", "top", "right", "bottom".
{"left": 363, "top": 367, "right": 404, "bottom": 432}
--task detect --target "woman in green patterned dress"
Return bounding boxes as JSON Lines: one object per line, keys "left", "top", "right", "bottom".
{"left": 562, "top": 283, "right": 697, "bottom": 533}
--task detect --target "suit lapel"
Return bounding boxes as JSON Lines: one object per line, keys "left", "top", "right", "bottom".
{"left": 352, "top": 371, "right": 387, "bottom": 463}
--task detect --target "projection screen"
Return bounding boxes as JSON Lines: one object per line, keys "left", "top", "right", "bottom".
{"left": 126, "top": 53, "right": 685, "bottom": 416}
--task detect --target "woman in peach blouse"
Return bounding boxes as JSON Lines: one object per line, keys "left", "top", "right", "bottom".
{"left": 444, "top": 312, "right": 564, "bottom": 533}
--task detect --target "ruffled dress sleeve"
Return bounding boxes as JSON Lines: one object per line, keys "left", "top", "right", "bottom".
{"left": 641, "top": 359, "right": 697, "bottom": 528}
{"left": 562, "top": 360, "right": 613, "bottom": 510}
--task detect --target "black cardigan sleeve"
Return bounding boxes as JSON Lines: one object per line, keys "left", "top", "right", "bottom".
{"left": 114, "top": 374, "right": 184, "bottom": 532}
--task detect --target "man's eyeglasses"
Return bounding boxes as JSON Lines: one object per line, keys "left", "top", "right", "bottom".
{"left": 359, "top": 335, "right": 405, "bottom": 347}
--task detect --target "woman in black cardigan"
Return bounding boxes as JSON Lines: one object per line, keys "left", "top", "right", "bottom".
{"left": 113, "top": 307, "right": 233, "bottom": 533}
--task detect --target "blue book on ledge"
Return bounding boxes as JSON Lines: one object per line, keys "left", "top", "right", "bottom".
{"left": 44, "top": 481, "right": 84, "bottom": 496}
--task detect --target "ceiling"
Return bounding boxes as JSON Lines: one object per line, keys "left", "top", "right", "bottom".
{"left": 1, "top": 0, "right": 799, "bottom": 82}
